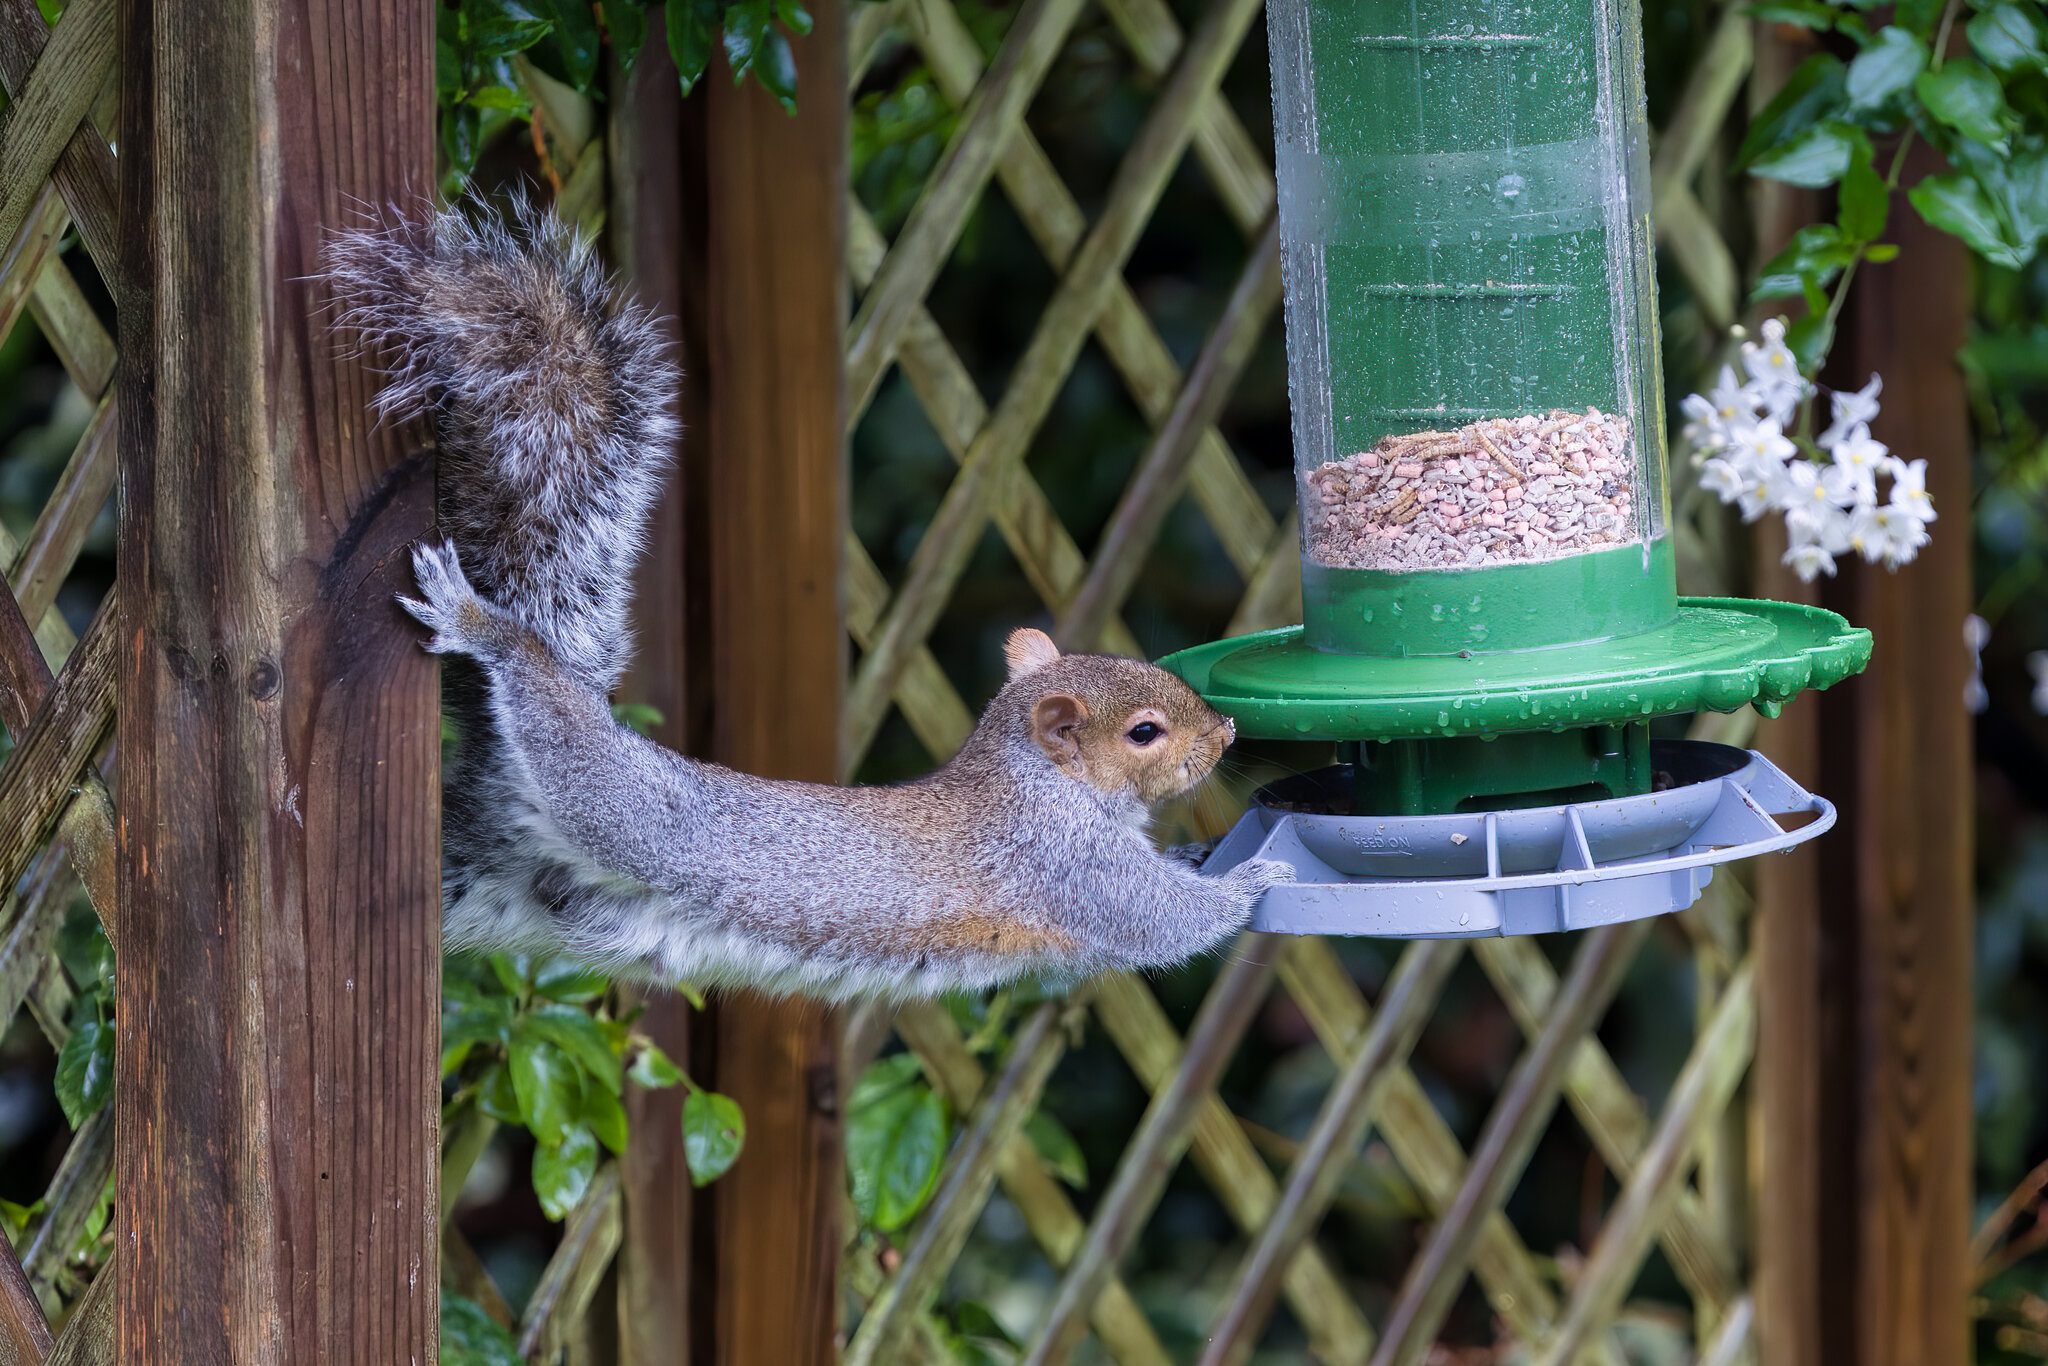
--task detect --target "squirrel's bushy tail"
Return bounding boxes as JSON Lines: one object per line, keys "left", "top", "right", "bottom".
{"left": 322, "top": 196, "right": 676, "bottom": 695}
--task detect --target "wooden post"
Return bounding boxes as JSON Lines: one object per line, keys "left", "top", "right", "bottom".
{"left": 1752, "top": 138, "right": 1975, "bottom": 1363}
{"left": 611, "top": 32, "right": 712, "bottom": 1365}
{"left": 691, "top": 6, "right": 850, "bottom": 1363}
{"left": 114, "top": 0, "right": 439, "bottom": 1359}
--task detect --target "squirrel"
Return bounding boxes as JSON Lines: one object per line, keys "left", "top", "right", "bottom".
{"left": 321, "top": 198, "right": 1291, "bottom": 1000}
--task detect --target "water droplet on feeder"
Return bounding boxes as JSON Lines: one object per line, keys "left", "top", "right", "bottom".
{"left": 1495, "top": 172, "right": 1525, "bottom": 200}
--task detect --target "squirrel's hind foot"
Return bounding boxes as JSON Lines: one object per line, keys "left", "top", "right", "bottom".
{"left": 401, "top": 541, "right": 527, "bottom": 661}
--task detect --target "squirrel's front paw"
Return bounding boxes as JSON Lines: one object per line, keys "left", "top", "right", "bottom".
{"left": 399, "top": 541, "right": 502, "bottom": 658}
{"left": 1228, "top": 858, "right": 1295, "bottom": 898}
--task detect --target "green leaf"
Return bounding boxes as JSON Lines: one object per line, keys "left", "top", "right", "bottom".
{"left": 534, "top": 958, "right": 611, "bottom": 1004}
{"left": 1864, "top": 242, "right": 1901, "bottom": 262}
{"left": 0, "top": 1197, "right": 44, "bottom": 1241}
{"left": 1839, "top": 144, "right": 1889, "bottom": 242}
{"left": 947, "top": 1301, "right": 1019, "bottom": 1364}
{"left": 1787, "top": 314, "right": 1836, "bottom": 373}
{"left": 851, "top": 1052, "right": 924, "bottom": 1109}
{"left": 776, "top": 1, "right": 813, "bottom": 36}
{"left": 521, "top": 1005, "right": 624, "bottom": 1094}
{"left": 479, "top": 1062, "right": 524, "bottom": 1123}
{"left": 441, "top": 1290, "right": 523, "bottom": 1366}
{"left": 1845, "top": 27, "right": 1927, "bottom": 109}
{"left": 508, "top": 1037, "right": 580, "bottom": 1144}
{"left": 442, "top": 995, "right": 516, "bottom": 1076}
{"left": 683, "top": 1090, "right": 747, "bottom": 1186}
{"left": 1969, "top": 3, "right": 2048, "bottom": 74}
{"left": 1757, "top": 224, "right": 1854, "bottom": 301}
{"left": 488, "top": 953, "right": 532, "bottom": 998}
{"left": 55, "top": 1014, "right": 113, "bottom": 1129}
{"left": 610, "top": 701, "right": 664, "bottom": 735}
{"left": 753, "top": 27, "right": 798, "bottom": 112}
{"left": 1736, "top": 55, "right": 1847, "bottom": 171}
{"left": 666, "top": 0, "right": 713, "bottom": 95}
{"left": 723, "top": 0, "right": 770, "bottom": 79}
{"left": 847, "top": 1080, "right": 949, "bottom": 1231}
{"left": 608, "top": 0, "right": 648, "bottom": 72}
{"left": 1750, "top": 119, "right": 1868, "bottom": 188}
{"left": 583, "top": 1082, "right": 630, "bottom": 1155}
{"left": 1909, "top": 170, "right": 2032, "bottom": 267}
{"left": 56, "top": 908, "right": 113, "bottom": 993}
{"left": 1025, "top": 1111, "right": 1087, "bottom": 1190}
{"left": 629, "top": 1041, "right": 685, "bottom": 1089}
{"left": 1916, "top": 60, "right": 2011, "bottom": 150}
{"left": 1748, "top": 0, "right": 1835, "bottom": 29}
{"left": 533, "top": 1125, "right": 600, "bottom": 1220}
{"left": 544, "top": 0, "right": 602, "bottom": 91}
{"left": 465, "top": 82, "right": 532, "bottom": 113}
{"left": 1895, "top": 0, "right": 1945, "bottom": 37}
{"left": 469, "top": 0, "right": 555, "bottom": 57}
{"left": 79, "top": 1176, "right": 112, "bottom": 1247}
{"left": 442, "top": 102, "right": 484, "bottom": 187}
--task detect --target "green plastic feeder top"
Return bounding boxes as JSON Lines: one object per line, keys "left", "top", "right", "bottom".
{"left": 1162, "top": 0, "right": 1870, "bottom": 770}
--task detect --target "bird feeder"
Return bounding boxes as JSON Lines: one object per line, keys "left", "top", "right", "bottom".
{"left": 1163, "top": 0, "right": 1873, "bottom": 937}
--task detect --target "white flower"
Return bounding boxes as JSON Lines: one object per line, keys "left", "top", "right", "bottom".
{"left": 1827, "top": 423, "right": 1888, "bottom": 505}
{"left": 1681, "top": 392, "right": 1727, "bottom": 453}
{"left": 1741, "top": 318, "right": 1811, "bottom": 418}
{"left": 1818, "top": 374, "right": 1882, "bottom": 448}
{"left": 1709, "top": 365, "right": 1758, "bottom": 423}
{"left": 1699, "top": 457, "right": 1749, "bottom": 501}
{"left": 1783, "top": 539, "right": 1838, "bottom": 582}
{"left": 1847, "top": 503, "right": 1928, "bottom": 568}
{"left": 1788, "top": 501, "right": 1857, "bottom": 555}
{"left": 1729, "top": 415, "right": 1798, "bottom": 468}
{"left": 1737, "top": 481, "right": 1776, "bottom": 522}
{"left": 1886, "top": 458, "right": 1936, "bottom": 523}
{"left": 1769, "top": 457, "right": 1858, "bottom": 511}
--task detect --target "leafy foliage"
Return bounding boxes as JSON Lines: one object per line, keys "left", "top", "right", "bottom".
{"left": 442, "top": 949, "right": 744, "bottom": 1220}
{"left": 1746, "top": 0, "right": 2048, "bottom": 373}
{"left": 440, "top": 1289, "right": 524, "bottom": 1365}
{"left": 437, "top": 0, "right": 814, "bottom": 189}
{"left": 847, "top": 1052, "right": 951, "bottom": 1233}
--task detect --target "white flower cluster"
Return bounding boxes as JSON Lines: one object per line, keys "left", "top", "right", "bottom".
{"left": 1679, "top": 318, "right": 1936, "bottom": 582}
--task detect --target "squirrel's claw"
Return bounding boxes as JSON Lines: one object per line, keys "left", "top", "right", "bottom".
{"left": 401, "top": 540, "right": 492, "bottom": 656}
{"left": 1230, "top": 858, "right": 1295, "bottom": 896}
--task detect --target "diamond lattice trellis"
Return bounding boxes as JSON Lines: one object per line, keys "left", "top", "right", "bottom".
{"left": 838, "top": 0, "right": 1771, "bottom": 1361}
{"left": 0, "top": 0, "right": 125, "bottom": 1353}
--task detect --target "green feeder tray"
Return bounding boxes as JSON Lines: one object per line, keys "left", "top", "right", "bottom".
{"left": 1160, "top": 0, "right": 1872, "bottom": 933}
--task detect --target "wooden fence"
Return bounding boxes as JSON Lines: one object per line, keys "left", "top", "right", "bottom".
{"left": 0, "top": 0, "right": 1974, "bottom": 1361}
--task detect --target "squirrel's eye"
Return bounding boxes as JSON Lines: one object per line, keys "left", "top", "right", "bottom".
{"left": 1127, "top": 721, "right": 1163, "bottom": 746}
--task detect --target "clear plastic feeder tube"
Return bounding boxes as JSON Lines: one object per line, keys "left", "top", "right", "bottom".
{"left": 1269, "top": 0, "right": 1674, "bottom": 653}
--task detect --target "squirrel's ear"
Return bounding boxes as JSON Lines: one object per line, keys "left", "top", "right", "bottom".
{"left": 1030, "top": 692, "right": 1087, "bottom": 768}
{"left": 1005, "top": 628, "right": 1061, "bottom": 680}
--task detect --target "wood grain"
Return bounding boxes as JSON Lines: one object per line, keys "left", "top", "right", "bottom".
{"left": 1751, "top": 120, "right": 1974, "bottom": 1363}
{"left": 696, "top": 6, "right": 848, "bottom": 1362}
{"left": 113, "top": 0, "right": 439, "bottom": 1359}
{"left": 610, "top": 32, "right": 709, "bottom": 1365}
{"left": 1832, "top": 142, "right": 1974, "bottom": 1366}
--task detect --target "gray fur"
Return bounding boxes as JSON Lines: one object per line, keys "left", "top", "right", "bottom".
{"left": 403, "top": 543, "right": 1289, "bottom": 999}
{"left": 334, "top": 201, "right": 1288, "bottom": 1000}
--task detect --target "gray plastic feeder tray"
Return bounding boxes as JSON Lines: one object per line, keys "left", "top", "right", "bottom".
{"left": 1203, "top": 741, "right": 1832, "bottom": 938}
